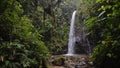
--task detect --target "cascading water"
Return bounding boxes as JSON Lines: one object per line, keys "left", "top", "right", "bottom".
{"left": 67, "top": 11, "right": 77, "bottom": 55}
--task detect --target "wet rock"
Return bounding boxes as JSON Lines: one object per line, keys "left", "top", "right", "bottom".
{"left": 49, "top": 54, "right": 95, "bottom": 68}
{"left": 79, "top": 61, "right": 86, "bottom": 66}
{"left": 88, "top": 61, "right": 93, "bottom": 66}
{"left": 51, "top": 57, "right": 65, "bottom": 66}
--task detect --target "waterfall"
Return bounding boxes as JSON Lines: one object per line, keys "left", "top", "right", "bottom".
{"left": 67, "top": 11, "right": 77, "bottom": 55}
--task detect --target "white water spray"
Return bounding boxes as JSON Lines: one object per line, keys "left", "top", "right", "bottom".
{"left": 67, "top": 11, "right": 77, "bottom": 55}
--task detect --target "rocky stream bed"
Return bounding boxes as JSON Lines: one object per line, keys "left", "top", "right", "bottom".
{"left": 49, "top": 54, "right": 94, "bottom": 68}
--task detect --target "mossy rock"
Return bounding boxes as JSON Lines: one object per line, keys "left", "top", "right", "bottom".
{"left": 51, "top": 57, "right": 65, "bottom": 66}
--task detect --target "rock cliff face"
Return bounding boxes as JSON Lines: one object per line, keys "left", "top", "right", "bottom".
{"left": 49, "top": 54, "right": 94, "bottom": 68}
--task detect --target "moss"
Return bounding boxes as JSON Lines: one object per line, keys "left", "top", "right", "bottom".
{"left": 51, "top": 57, "right": 65, "bottom": 66}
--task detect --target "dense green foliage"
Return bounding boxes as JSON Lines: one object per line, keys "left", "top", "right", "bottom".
{"left": 0, "top": 0, "right": 120, "bottom": 67}
{"left": 0, "top": 0, "right": 49, "bottom": 67}
{"left": 85, "top": 0, "right": 120, "bottom": 68}
{"left": 0, "top": 0, "right": 80, "bottom": 67}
